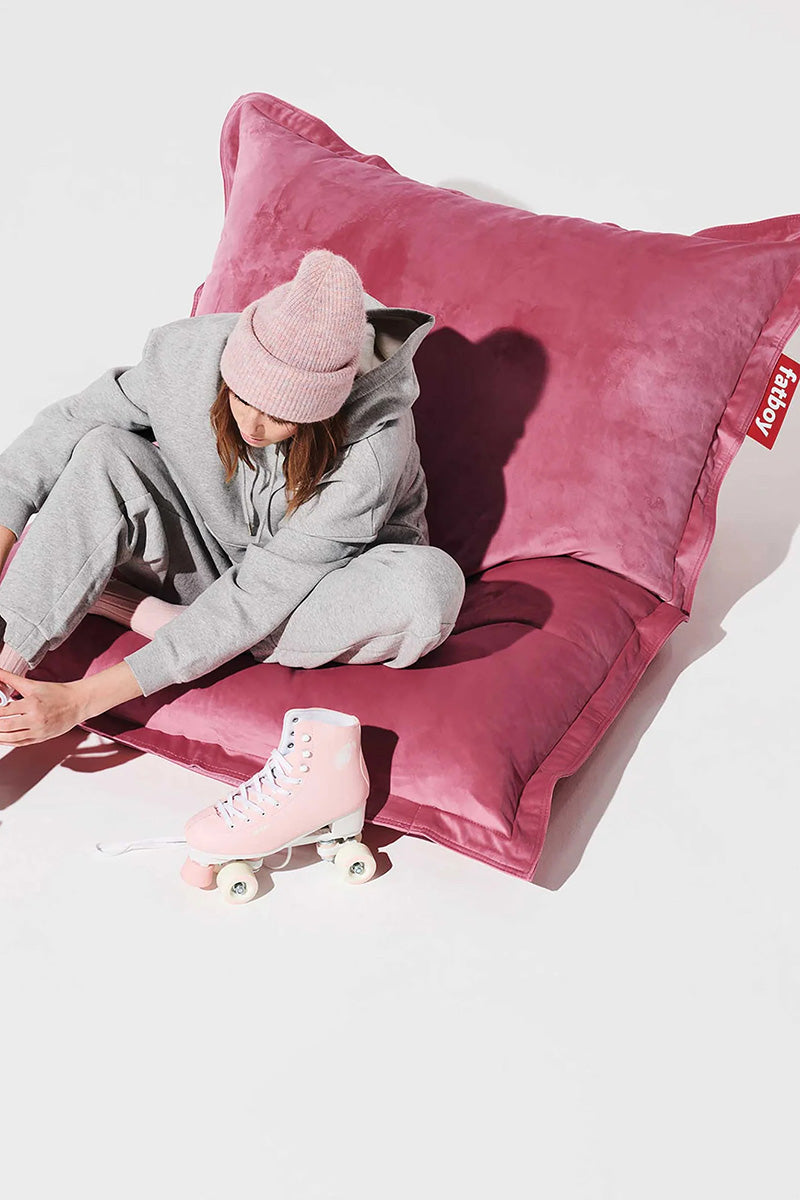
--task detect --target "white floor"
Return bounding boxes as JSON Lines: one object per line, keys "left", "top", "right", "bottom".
{"left": 1, "top": 427, "right": 797, "bottom": 1200}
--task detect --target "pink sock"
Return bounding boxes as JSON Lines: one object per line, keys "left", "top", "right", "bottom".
{"left": 129, "top": 594, "right": 187, "bottom": 639}
{"left": 88, "top": 576, "right": 144, "bottom": 625}
{"left": 88, "top": 577, "right": 187, "bottom": 639}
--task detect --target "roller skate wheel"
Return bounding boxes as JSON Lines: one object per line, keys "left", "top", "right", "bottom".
{"left": 215, "top": 860, "right": 259, "bottom": 905}
{"left": 333, "top": 840, "right": 376, "bottom": 884}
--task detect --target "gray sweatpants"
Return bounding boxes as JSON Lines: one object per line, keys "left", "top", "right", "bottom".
{"left": 0, "top": 427, "right": 466, "bottom": 680}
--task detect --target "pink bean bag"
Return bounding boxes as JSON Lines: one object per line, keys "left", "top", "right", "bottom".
{"left": 17, "top": 91, "right": 800, "bottom": 880}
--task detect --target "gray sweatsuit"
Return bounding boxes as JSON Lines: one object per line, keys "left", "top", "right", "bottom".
{"left": 0, "top": 292, "right": 466, "bottom": 697}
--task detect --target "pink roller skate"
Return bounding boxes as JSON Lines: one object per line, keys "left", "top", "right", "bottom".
{"left": 180, "top": 707, "right": 376, "bottom": 904}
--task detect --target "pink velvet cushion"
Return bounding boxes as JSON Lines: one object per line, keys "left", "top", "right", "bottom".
{"left": 15, "top": 535, "right": 681, "bottom": 880}
{"left": 13, "top": 92, "right": 800, "bottom": 882}
{"left": 192, "top": 92, "right": 800, "bottom": 614}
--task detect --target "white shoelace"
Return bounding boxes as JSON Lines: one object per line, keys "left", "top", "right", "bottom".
{"left": 96, "top": 835, "right": 187, "bottom": 854}
{"left": 214, "top": 747, "right": 300, "bottom": 830}
{"left": 95, "top": 747, "right": 300, "bottom": 856}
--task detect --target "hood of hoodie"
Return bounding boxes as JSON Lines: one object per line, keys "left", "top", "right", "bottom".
{"left": 339, "top": 291, "right": 436, "bottom": 444}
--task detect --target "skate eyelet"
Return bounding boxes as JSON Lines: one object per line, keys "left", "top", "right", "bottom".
{"left": 291, "top": 717, "right": 298, "bottom": 723}
{"left": 301, "top": 734, "right": 311, "bottom": 742}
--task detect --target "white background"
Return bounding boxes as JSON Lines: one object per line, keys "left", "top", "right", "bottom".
{"left": 1, "top": 2, "right": 798, "bottom": 1197}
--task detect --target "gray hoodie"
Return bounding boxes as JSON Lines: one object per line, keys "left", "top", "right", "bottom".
{"left": 0, "top": 292, "right": 436, "bottom": 696}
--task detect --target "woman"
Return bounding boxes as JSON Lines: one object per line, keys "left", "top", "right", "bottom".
{"left": 0, "top": 249, "right": 465, "bottom": 746}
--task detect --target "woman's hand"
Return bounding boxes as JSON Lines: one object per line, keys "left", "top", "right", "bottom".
{"left": 0, "top": 667, "right": 85, "bottom": 746}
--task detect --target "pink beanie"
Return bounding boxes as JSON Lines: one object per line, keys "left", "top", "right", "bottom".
{"left": 219, "top": 248, "right": 367, "bottom": 424}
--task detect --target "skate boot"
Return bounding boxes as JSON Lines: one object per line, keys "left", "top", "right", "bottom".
{"left": 179, "top": 707, "right": 376, "bottom": 904}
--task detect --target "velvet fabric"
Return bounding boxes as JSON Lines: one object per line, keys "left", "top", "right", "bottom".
{"left": 13, "top": 91, "right": 800, "bottom": 880}
{"left": 191, "top": 93, "right": 800, "bottom": 612}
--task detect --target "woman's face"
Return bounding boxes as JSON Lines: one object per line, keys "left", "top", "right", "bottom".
{"left": 227, "top": 387, "right": 298, "bottom": 447}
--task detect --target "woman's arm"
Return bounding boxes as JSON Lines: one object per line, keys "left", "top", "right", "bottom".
{"left": 0, "top": 658, "right": 144, "bottom": 748}
{"left": 121, "top": 441, "right": 390, "bottom": 697}
{"left": 70, "top": 659, "right": 144, "bottom": 720}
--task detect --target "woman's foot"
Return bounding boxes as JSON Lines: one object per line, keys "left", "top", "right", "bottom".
{"left": 129, "top": 594, "right": 188, "bottom": 638}
{"left": 89, "top": 577, "right": 187, "bottom": 638}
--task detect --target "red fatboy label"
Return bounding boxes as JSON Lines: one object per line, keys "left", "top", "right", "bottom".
{"left": 746, "top": 334, "right": 799, "bottom": 450}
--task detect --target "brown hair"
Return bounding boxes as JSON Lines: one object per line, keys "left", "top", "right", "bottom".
{"left": 209, "top": 376, "right": 349, "bottom": 517}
